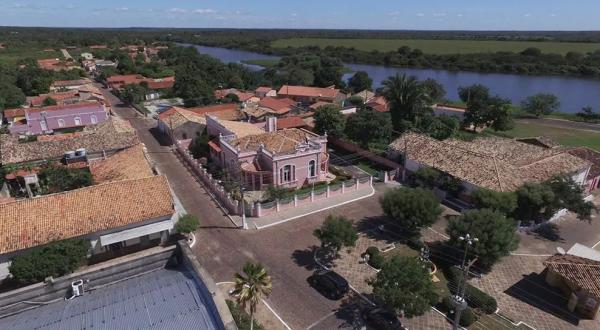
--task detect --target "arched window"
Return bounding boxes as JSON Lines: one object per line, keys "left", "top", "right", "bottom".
{"left": 74, "top": 117, "right": 82, "bottom": 126}
{"left": 281, "top": 165, "right": 294, "bottom": 183}
{"left": 308, "top": 160, "right": 316, "bottom": 177}
{"left": 90, "top": 115, "right": 97, "bottom": 124}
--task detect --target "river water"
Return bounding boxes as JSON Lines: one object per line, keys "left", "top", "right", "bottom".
{"left": 188, "top": 44, "right": 600, "bottom": 114}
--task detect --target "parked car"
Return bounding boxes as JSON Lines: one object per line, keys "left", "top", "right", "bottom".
{"left": 362, "top": 307, "right": 404, "bottom": 330}
{"left": 308, "top": 269, "right": 349, "bottom": 300}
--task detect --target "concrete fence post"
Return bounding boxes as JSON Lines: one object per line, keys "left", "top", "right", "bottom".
{"left": 294, "top": 194, "right": 298, "bottom": 207}
{"left": 276, "top": 199, "right": 281, "bottom": 212}
{"left": 310, "top": 190, "right": 315, "bottom": 202}
{"left": 355, "top": 178, "right": 360, "bottom": 190}
{"left": 341, "top": 183, "right": 345, "bottom": 194}
{"left": 326, "top": 185, "right": 330, "bottom": 198}
{"left": 256, "top": 202, "right": 262, "bottom": 217}
{"left": 370, "top": 176, "right": 373, "bottom": 187}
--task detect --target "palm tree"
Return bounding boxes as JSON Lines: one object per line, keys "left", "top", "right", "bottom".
{"left": 232, "top": 262, "right": 272, "bottom": 330}
{"left": 381, "top": 74, "right": 431, "bottom": 133}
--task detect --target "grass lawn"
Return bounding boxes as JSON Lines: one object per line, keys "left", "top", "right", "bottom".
{"left": 271, "top": 38, "right": 600, "bottom": 55}
{"left": 472, "top": 313, "right": 533, "bottom": 330}
{"left": 486, "top": 122, "right": 600, "bottom": 151}
{"left": 0, "top": 48, "right": 63, "bottom": 66}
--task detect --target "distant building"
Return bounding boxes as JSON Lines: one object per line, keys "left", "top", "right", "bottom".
{"left": 4, "top": 101, "right": 109, "bottom": 135}
{"left": 50, "top": 79, "right": 92, "bottom": 91}
{"left": 214, "top": 88, "right": 259, "bottom": 104}
{"left": 80, "top": 52, "right": 93, "bottom": 60}
{"left": 257, "top": 97, "right": 297, "bottom": 116}
{"left": 278, "top": 85, "right": 346, "bottom": 105}
{"left": 365, "top": 96, "right": 389, "bottom": 113}
{"left": 37, "top": 58, "right": 78, "bottom": 71}
{"left": 106, "top": 74, "right": 175, "bottom": 91}
{"left": 255, "top": 86, "right": 277, "bottom": 98}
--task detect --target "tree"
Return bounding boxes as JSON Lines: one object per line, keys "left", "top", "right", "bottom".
{"left": 420, "top": 78, "right": 446, "bottom": 103}
{"left": 121, "top": 83, "right": 147, "bottom": 104}
{"left": 232, "top": 262, "right": 273, "bottom": 330}
{"left": 370, "top": 256, "right": 438, "bottom": 318}
{"left": 461, "top": 85, "right": 513, "bottom": 131}
{"left": 175, "top": 214, "right": 200, "bottom": 234}
{"left": 446, "top": 209, "right": 519, "bottom": 270}
{"left": 577, "top": 106, "right": 599, "bottom": 122}
{"left": 0, "top": 81, "right": 26, "bottom": 110}
{"left": 380, "top": 187, "right": 442, "bottom": 236}
{"left": 411, "top": 167, "right": 440, "bottom": 189}
{"left": 313, "top": 104, "right": 345, "bottom": 138}
{"left": 40, "top": 166, "right": 93, "bottom": 193}
{"left": 189, "top": 134, "right": 210, "bottom": 159}
{"left": 458, "top": 84, "right": 490, "bottom": 103}
{"left": 313, "top": 215, "right": 358, "bottom": 254}
{"left": 471, "top": 189, "right": 517, "bottom": 215}
{"left": 521, "top": 93, "right": 560, "bottom": 117}
{"left": 514, "top": 182, "right": 555, "bottom": 223}
{"left": 382, "top": 74, "right": 431, "bottom": 133}
{"left": 419, "top": 114, "right": 459, "bottom": 140}
{"left": 348, "top": 71, "right": 373, "bottom": 93}
{"left": 10, "top": 239, "right": 89, "bottom": 284}
{"left": 545, "top": 175, "right": 596, "bottom": 222}
{"left": 344, "top": 109, "right": 392, "bottom": 147}
{"left": 42, "top": 96, "right": 57, "bottom": 106}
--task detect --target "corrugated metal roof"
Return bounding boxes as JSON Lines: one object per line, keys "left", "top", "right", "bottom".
{"left": 0, "top": 268, "right": 222, "bottom": 330}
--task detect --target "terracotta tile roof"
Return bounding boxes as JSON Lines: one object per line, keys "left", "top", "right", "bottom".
{"left": 366, "top": 96, "right": 389, "bottom": 112}
{"left": 231, "top": 128, "right": 318, "bottom": 155}
{"left": 309, "top": 101, "right": 333, "bottom": 110}
{"left": 544, "top": 254, "right": 600, "bottom": 299}
{"left": 106, "top": 74, "right": 143, "bottom": 84}
{"left": 89, "top": 144, "right": 154, "bottom": 184}
{"left": 276, "top": 116, "right": 306, "bottom": 129}
{"left": 256, "top": 86, "right": 272, "bottom": 93}
{"left": 0, "top": 117, "right": 139, "bottom": 165}
{"left": 187, "top": 103, "right": 238, "bottom": 114}
{"left": 389, "top": 133, "right": 590, "bottom": 192}
{"left": 568, "top": 147, "right": 600, "bottom": 179}
{"left": 352, "top": 90, "right": 375, "bottom": 102}
{"left": 278, "top": 85, "right": 339, "bottom": 99}
{"left": 258, "top": 97, "right": 293, "bottom": 114}
{"left": 28, "top": 90, "right": 81, "bottom": 107}
{"left": 0, "top": 175, "right": 173, "bottom": 255}
{"left": 435, "top": 104, "right": 467, "bottom": 113}
{"left": 146, "top": 79, "right": 174, "bottom": 90}
{"left": 158, "top": 107, "right": 207, "bottom": 130}
{"left": 217, "top": 119, "right": 265, "bottom": 138}
{"left": 51, "top": 79, "right": 90, "bottom": 88}
{"left": 214, "top": 89, "right": 254, "bottom": 102}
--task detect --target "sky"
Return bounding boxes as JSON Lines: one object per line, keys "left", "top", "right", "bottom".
{"left": 1, "top": 0, "right": 599, "bottom": 30}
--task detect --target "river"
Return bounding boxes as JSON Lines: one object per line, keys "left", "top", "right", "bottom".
{"left": 188, "top": 44, "right": 600, "bottom": 114}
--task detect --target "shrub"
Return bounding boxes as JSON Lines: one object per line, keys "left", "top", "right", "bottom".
{"left": 226, "top": 300, "right": 264, "bottom": 330}
{"left": 10, "top": 239, "right": 89, "bottom": 284}
{"left": 446, "top": 267, "right": 497, "bottom": 314}
{"left": 175, "top": 214, "right": 200, "bottom": 234}
{"left": 460, "top": 307, "right": 477, "bottom": 327}
{"left": 368, "top": 252, "right": 385, "bottom": 270}
{"left": 437, "top": 295, "right": 453, "bottom": 313}
{"left": 366, "top": 246, "right": 379, "bottom": 257}
{"left": 406, "top": 236, "right": 425, "bottom": 251}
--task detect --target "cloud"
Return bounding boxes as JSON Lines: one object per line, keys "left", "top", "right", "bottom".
{"left": 193, "top": 9, "right": 216, "bottom": 14}
{"left": 457, "top": 14, "right": 464, "bottom": 17}
{"left": 169, "top": 8, "right": 188, "bottom": 13}
{"left": 115, "top": 7, "right": 129, "bottom": 12}
{"left": 524, "top": 13, "right": 532, "bottom": 17}
{"left": 416, "top": 13, "right": 425, "bottom": 17}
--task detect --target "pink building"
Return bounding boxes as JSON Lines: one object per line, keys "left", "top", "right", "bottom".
{"left": 207, "top": 116, "right": 329, "bottom": 190}
{"left": 5, "top": 101, "right": 108, "bottom": 135}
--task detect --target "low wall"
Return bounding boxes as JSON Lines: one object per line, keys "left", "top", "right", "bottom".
{"left": 176, "top": 142, "right": 240, "bottom": 215}
{"left": 253, "top": 176, "right": 373, "bottom": 217}
{"left": 329, "top": 137, "right": 402, "bottom": 171}
{"left": 0, "top": 245, "right": 175, "bottom": 318}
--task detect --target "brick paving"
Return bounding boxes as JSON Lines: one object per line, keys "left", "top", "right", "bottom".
{"left": 402, "top": 309, "right": 454, "bottom": 330}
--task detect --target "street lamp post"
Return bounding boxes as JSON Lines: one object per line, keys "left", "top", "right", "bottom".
{"left": 452, "top": 233, "right": 478, "bottom": 330}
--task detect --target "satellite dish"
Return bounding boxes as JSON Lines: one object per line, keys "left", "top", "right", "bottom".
{"left": 556, "top": 247, "right": 566, "bottom": 255}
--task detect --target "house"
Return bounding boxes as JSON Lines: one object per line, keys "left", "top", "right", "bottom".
{"left": 89, "top": 144, "right": 154, "bottom": 184}
{"left": 4, "top": 101, "right": 109, "bottom": 135}
{"left": 208, "top": 116, "right": 329, "bottom": 190}
{"left": 0, "top": 116, "right": 139, "bottom": 166}
{"left": 433, "top": 104, "right": 467, "bottom": 120}
{"left": 387, "top": 133, "right": 590, "bottom": 193}
{"left": 106, "top": 74, "right": 175, "bottom": 98}
{"left": 0, "top": 175, "right": 176, "bottom": 281}
{"left": 80, "top": 52, "right": 94, "bottom": 60}
{"left": 27, "top": 85, "right": 105, "bottom": 108}
{"left": 272, "top": 116, "right": 307, "bottom": 130}
{"left": 256, "top": 86, "right": 277, "bottom": 98}
{"left": 187, "top": 103, "right": 245, "bottom": 121}
{"left": 365, "top": 96, "right": 389, "bottom": 112}
{"left": 309, "top": 101, "right": 334, "bottom": 111}
{"left": 258, "top": 97, "right": 297, "bottom": 116}
{"left": 157, "top": 107, "right": 208, "bottom": 143}
{"left": 50, "top": 79, "right": 92, "bottom": 91}
{"left": 214, "top": 88, "right": 259, "bottom": 104}
{"left": 37, "top": 58, "right": 78, "bottom": 71}
{"left": 567, "top": 147, "right": 600, "bottom": 193}
{"left": 278, "top": 85, "right": 346, "bottom": 105}
{"left": 106, "top": 74, "right": 144, "bottom": 89}
{"left": 544, "top": 254, "right": 600, "bottom": 319}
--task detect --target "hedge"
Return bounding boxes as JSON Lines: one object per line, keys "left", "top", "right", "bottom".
{"left": 226, "top": 300, "right": 264, "bottom": 330}
{"left": 437, "top": 295, "right": 477, "bottom": 327}
{"left": 366, "top": 246, "right": 384, "bottom": 270}
{"left": 446, "top": 267, "right": 497, "bottom": 314}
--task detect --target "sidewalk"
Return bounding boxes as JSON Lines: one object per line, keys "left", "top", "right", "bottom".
{"left": 231, "top": 185, "right": 376, "bottom": 230}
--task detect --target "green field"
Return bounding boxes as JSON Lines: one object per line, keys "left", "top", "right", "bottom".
{"left": 488, "top": 122, "right": 600, "bottom": 151}
{"left": 272, "top": 38, "right": 600, "bottom": 55}
{"left": 0, "top": 48, "right": 63, "bottom": 66}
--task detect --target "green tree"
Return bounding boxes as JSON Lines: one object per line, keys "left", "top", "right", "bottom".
{"left": 411, "top": 167, "right": 440, "bottom": 189}
{"left": 419, "top": 114, "right": 459, "bottom": 140}
{"left": 462, "top": 88, "right": 513, "bottom": 132}
{"left": 313, "top": 104, "right": 345, "bottom": 138}
{"left": 382, "top": 74, "right": 431, "bottom": 133}
{"left": 0, "top": 81, "right": 26, "bottom": 110}
{"left": 370, "top": 256, "right": 438, "bottom": 318}
{"left": 545, "top": 175, "right": 596, "bottom": 222}
{"left": 313, "top": 215, "right": 358, "bottom": 254}
{"left": 514, "top": 182, "right": 555, "bottom": 223}
{"left": 521, "top": 93, "right": 560, "bottom": 117}
{"left": 232, "top": 262, "right": 273, "bottom": 330}
{"left": 348, "top": 71, "right": 373, "bottom": 93}
{"left": 344, "top": 109, "right": 392, "bottom": 147}
{"left": 420, "top": 78, "right": 446, "bottom": 103}
{"left": 471, "top": 189, "right": 517, "bottom": 215}
{"left": 446, "top": 209, "right": 519, "bottom": 270}
{"left": 121, "top": 83, "right": 147, "bottom": 104}
{"left": 380, "top": 187, "right": 442, "bottom": 236}
{"left": 458, "top": 84, "right": 490, "bottom": 103}
{"left": 10, "top": 239, "right": 89, "bottom": 284}
{"left": 189, "top": 134, "right": 210, "bottom": 159}
{"left": 175, "top": 214, "right": 200, "bottom": 234}
{"left": 42, "top": 96, "right": 57, "bottom": 106}
{"left": 40, "top": 166, "right": 93, "bottom": 193}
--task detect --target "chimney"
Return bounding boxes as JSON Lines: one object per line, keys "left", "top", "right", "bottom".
{"left": 266, "top": 116, "right": 277, "bottom": 132}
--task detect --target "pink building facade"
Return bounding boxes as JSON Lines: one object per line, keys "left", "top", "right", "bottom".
{"left": 207, "top": 116, "right": 329, "bottom": 190}
{"left": 5, "top": 102, "right": 108, "bottom": 135}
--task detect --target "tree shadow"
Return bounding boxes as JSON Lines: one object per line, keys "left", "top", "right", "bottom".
{"left": 149, "top": 126, "right": 172, "bottom": 146}
{"left": 530, "top": 223, "right": 564, "bottom": 242}
{"left": 504, "top": 271, "right": 580, "bottom": 325}
{"left": 332, "top": 294, "right": 370, "bottom": 329}
{"left": 291, "top": 246, "right": 322, "bottom": 271}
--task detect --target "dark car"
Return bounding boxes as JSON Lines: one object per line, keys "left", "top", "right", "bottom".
{"left": 362, "top": 307, "right": 404, "bottom": 330}
{"left": 308, "top": 269, "right": 349, "bottom": 300}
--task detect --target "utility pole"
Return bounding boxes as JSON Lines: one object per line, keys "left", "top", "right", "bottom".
{"left": 237, "top": 161, "right": 248, "bottom": 230}
{"left": 452, "top": 233, "right": 478, "bottom": 330}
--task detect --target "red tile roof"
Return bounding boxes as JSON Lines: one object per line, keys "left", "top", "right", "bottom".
{"left": 106, "top": 74, "right": 143, "bottom": 84}
{"left": 276, "top": 116, "right": 306, "bottom": 129}
{"left": 28, "top": 90, "right": 80, "bottom": 107}
{"left": 256, "top": 86, "right": 272, "bottom": 93}
{"left": 568, "top": 147, "right": 600, "bottom": 179}
{"left": 544, "top": 254, "right": 600, "bottom": 300}
{"left": 146, "top": 80, "right": 174, "bottom": 90}
{"left": 278, "top": 85, "right": 339, "bottom": 99}
{"left": 52, "top": 79, "right": 90, "bottom": 88}
{"left": 187, "top": 103, "right": 238, "bottom": 114}
{"left": 258, "top": 97, "right": 293, "bottom": 114}
{"left": 309, "top": 101, "right": 333, "bottom": 110}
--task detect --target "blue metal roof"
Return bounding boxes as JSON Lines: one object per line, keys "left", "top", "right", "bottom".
{"left": 0, "top": 268, "right": 223, "bottom": 330}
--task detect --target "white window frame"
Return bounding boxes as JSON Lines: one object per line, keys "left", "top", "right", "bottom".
{"left": 90, "top": 115, "right": 97, "bottom": 124}
{"left": 57, "top": 119, "right": 65, "bottom": 128}
{"left": 40, "top": 120, "right": 47, "bottom": 131}
{"left": 74, "top": 116, "right": 82, "bottom": 126}
{"left": 281, "top": 164, "right": 294, "bottom": 183}
{"left": 308, "top": 160, "right": 317, "bottom": 178}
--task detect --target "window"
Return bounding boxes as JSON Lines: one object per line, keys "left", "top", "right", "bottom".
{"left": 308, "top": 160, "right": 317, "bottom": 178}
{"left": 57, "top": 119, "right": 65, "bottom": 128}
{"left": 40, "top": 120, "right": 47, "bottom": 131}
{"left": 281, "top": 165, "right": 294, "bottom": 183}
{"left": 90, "top": 115, "right": 97, "bottom": 124}
{"left": 74, "top": 117, "right": 81, "bottom": 126}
